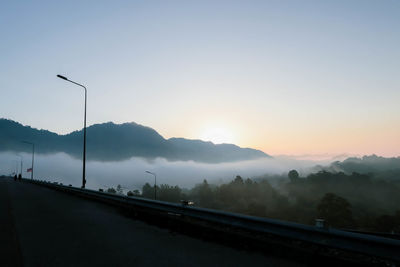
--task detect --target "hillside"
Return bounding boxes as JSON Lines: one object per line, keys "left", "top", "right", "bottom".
{"left": 310, "top": 155, "right": 400, "bottom": 181}
{"left": 0, "top": 119, "right": 270, "bottom": 163}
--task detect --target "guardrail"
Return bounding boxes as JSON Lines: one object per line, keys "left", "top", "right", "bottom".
{"left": 23, "top": 178, "right": 400, "bottom": 264}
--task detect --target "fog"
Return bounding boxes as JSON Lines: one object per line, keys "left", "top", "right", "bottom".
{"left": 0, "top": 152, "right": 330, "bottom": 191}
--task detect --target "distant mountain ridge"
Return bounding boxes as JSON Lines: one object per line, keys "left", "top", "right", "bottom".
{"left": 328, "top": 155, "right": 400, "bottom": 173}
{"left": 311, "top": 155, "right": 400, "bottom": 180}
{"left": 0, "top": 119, "right": 270, "bottom": 163}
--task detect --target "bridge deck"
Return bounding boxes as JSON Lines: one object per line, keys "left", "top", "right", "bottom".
{"left": 0, "top": 178, "right": 301, "bottom": 267}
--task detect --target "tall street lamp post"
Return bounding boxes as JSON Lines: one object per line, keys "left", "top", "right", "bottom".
{"left": 57, "top": 74, "right": 87, "bottom": 188}
{"left": 22, "top": 141, "right": 35, "bottom": 179}
{"left": 16, "top": 154, "right": 23, "bottom": 177}
{"left": 14, "top": 160, "right": 18, "bottom": 176}
{"left": 145, "top": 171, "right": 157, "bottom": 200}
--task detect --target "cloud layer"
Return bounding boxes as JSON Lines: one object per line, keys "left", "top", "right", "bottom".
{"left": 0, "top": 152, "right": 330, "bottom": 191}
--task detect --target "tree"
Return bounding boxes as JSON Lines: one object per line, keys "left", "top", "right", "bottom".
{"left": 158, "top": 184, "right": 182, "bottom": 203}
{"left": 374, "top": 215, "right": 397, "bottom": 232}
{"left": 190, "top": 179, "right": 215, "bottom": 208}
{"left": 233, "top": 175, "right": 244, "bottom": 185}
{"left": 142, "top": 183, "right": 154, "bottom": 199}
{"left": 107, "top": 187, "right": 116, "bottom": 194}
{"left": 127, "top": 189, "right": 141, "bottom": 197}
{"left": 133, "top": 189, "right": 140, "bottom": 195}
{"left": 116, "top": 184, "right": 123, "bottom": 194}
{"left": 198, "top": 179, "right": 214, "bottom": 207}
{"left": 288, "top": 170, "right": 299, "bottom": 182}
{"left": 245, "top": 178, "right": 253, "bottom": 186}
{"left": 317, "top": 193, "right": 354, "bottom": 228}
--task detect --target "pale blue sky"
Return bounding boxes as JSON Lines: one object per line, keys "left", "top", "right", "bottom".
{"left": 1, "top": 0, "right": 399, "bottom": 156}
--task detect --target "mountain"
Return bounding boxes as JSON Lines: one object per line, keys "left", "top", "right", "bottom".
{"left": 0, "top": 119, "right": 270, "bottom": 163}
{"left": 321, "top": 155, "right": 400, "bottom": 173}
{"left": 311, "top": 155, "right": 400, "bottom": 180}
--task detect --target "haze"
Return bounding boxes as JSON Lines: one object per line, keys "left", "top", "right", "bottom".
{"left": 0, "top": 152, "right": 325, "bottom": 190}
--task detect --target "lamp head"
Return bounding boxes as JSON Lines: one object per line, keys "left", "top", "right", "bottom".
{"left": 57, "top": 74, "right": 68, "bottom": 80}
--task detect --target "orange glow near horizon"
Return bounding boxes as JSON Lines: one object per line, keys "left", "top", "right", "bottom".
{"left": 242, "top": 125, "right": 400, "bottom": 158}
{"left": 169, "top": 116, "right": 400, "bottom": 158}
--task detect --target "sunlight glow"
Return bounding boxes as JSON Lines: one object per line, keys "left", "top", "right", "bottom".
{"left": 199, "top": 127, "right": 235, "bottom": 144}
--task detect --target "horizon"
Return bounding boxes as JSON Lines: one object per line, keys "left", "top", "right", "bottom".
{"left": 1, "top": 1, "right": 399, "bottom": 157}
{"left": 2, "top": 117, "right": 398, "bottom": 160}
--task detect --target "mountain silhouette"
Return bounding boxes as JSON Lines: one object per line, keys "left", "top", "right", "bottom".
{"left": 329, "top": 155, "right": 400, "bottom": 173}
{"left": 0, "top": 119, "right": 270, "bottom": 163}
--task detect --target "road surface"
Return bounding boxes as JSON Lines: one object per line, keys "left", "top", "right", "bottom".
{"left": 0, "top": 178, "right": 302, "bottom": 267}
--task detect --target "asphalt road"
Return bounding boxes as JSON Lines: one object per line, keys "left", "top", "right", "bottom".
{"left": 0, "top": 178, "right": 303, "bottom": 267}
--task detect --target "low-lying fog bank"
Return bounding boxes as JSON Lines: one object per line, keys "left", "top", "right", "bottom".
{"left": 0, "top": 152, "right": 331, "bottom": 191}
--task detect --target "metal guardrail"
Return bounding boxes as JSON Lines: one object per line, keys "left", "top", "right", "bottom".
{"left": 344, "top": 229, "right": 400, "bottom": 240}
{"left": 23, "top": 178, "right": 400, "bottom": 263}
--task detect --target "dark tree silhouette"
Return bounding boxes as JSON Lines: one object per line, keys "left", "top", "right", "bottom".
{"left": 157, "top": 184, "right": 182, "bottom": 203}
{"left": 134, "top": 171, "right": 400, "bottom": 233}
{"left": 106, "top": 187, "right": 116, "bottom": 194}
{"left": 317, "top": 193, "right": 354, "bottom": 228}
{"left": 288, "top": 170, "right": 299, "bottom": 182}
{"left": 374, "top": 214, "right": 400, "bottom": 232}
{"left": 191, "top": 179, "right": 214, "bottom": 208}
{"left": 142, "top": 183, "right": 154, "bottom": 199}
{"left": 116, "top": 184, "right": 123, "bottom": 194}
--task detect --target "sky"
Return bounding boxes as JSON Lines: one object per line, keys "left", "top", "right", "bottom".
{"left": 1, "top": 0, "right": 399, "bottom": 157}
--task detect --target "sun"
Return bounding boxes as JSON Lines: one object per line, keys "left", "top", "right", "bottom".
{"left": 199, "top": 127, "right": 235, "bottom": 144}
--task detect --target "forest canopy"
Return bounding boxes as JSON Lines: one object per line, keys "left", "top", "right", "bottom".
{"left": 108, "top": 169, "right": 400, "bottom": 233}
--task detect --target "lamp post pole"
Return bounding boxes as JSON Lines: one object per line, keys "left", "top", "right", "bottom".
{"left": 16, "top": 155, "right": 23, "bottom": 177}
{"left": 22, "top": 141, "right": 35, "bottom": 179}
{"left": 57, "top": 74, "right": 87, "bottom": 188}
{"left": 145, "top": 171, "right": 157, "bottom": 200}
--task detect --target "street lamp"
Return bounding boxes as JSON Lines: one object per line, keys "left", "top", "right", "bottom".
{"left": 16, "top": 154, "right": 23, "bottom": 177}
{"left": 14, "top": 160, "right": 18, "bottom": 176}
{"left": 57, "top": 74, "right": 87, "bottom": 188}
{"left": 22, "top": 141, "right": 35, "bottom": 179}
{"left": 145, "top": 171, "right": 157, "bottom": 200}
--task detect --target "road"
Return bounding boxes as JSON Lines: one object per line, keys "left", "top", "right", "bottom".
{"left": 0, "top": 178, "right": 302, "bottom": 267}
